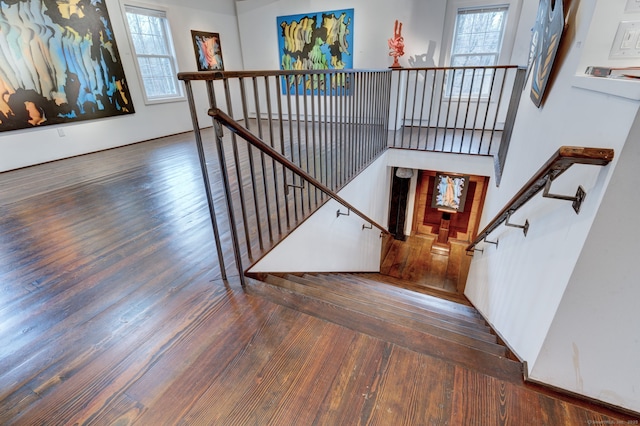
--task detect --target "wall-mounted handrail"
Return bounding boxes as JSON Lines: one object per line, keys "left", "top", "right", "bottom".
{"left": 466, "top": 146, "right": 614, "bottom": 252}
{"left": 210, "top": 107, "right": 390, "bottom": 236}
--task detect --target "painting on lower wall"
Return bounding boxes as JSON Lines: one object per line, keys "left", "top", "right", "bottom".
{"left": 276, "top": 8, "right": 354, "bottom": 94}
{"left": 191, "top": 31, "right": 224, "bottom": 71}
{"left": 0, "top": 0, "right": 134, "bottom": 133}
{"left": 431, "top": 172, "right": 470, "bottom": 213}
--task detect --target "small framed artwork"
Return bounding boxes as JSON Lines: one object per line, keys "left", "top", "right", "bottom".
{"left": 431, "top": 172, "right": 470, "bottom": 213}
{"left": 191, "top": 30, "right": 224, "bottom": 71}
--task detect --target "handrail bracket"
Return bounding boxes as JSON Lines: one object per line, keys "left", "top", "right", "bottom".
{"left": 337, "top": 208, "right": 350, "bottom": 218}
{"left": 505, "top": 211, "right": 529, "bottom": 237}
{"left": 542, "top": 176, "right": 586, "bottom": 214}
{"left": 483, "top": 237, "right": 499, "bottom": 248}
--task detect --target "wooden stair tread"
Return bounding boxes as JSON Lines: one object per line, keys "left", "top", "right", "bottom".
{"left": 246, "top": 278, "right": 523, "bottom": 384}
{"left": 356, "top": 272, "right": 473, "bottom": 306}
{"left": 294, "top": 273, "right": 492, "bottom": 334}
{"left": 313, "top": 272, "right": 483, "bottom": 322}
{"left": 263, "top": 274, "right": 505, "bottom": 356}
{"left": 281, "top": 274, "right": 497, "bottom": 346}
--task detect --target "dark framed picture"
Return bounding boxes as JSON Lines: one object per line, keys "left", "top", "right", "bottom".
{"left": 431, "top": 172, "right": 470, "bottom": 213}
{"left": 191, "top": 31, "right": 224, "bottom": 71}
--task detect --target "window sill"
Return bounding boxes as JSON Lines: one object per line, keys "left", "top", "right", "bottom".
{"left": 571, "top": 75, "right": 640, "bottom": 101}
{"left": 143, "top": 95, "right": 187, "bottom": 106}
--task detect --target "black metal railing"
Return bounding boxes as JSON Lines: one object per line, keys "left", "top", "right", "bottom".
{"left": 178, "top": 69, "right": 391, "bottom": 283}
{"left": 389, "top": 66, "right": 526, "bottom": 182}
{"left": 177, "top": 65, "right": 526, "bottom": 281}
{"left": 209, "top": 108, "right": 389, "bottom": 285}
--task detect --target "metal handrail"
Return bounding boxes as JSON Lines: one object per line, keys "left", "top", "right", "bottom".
{"left": 210, "top": 107, "right": 390, "bottom": 235}
{"left": 466, "top": 146, "right": 614, "bottom": 252}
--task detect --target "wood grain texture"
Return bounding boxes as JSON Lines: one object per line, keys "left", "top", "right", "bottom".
{"left": 0, "top": 131, "right": 635, "bottom": 424}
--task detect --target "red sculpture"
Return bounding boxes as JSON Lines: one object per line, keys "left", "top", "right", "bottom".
{"left": 388, "top": 20, "right": 405, "bottom": 68}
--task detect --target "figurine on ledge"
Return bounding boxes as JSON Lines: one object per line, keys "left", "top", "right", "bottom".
{"left": 388, "top": 20, "right": 405, "bottom": 69}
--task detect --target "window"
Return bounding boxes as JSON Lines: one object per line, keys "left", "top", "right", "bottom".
{"left": 124, "top": 5, "right": 182, "bottom": 103}
{"left": 448, "top": 6, "right": 508, "bottom": 97}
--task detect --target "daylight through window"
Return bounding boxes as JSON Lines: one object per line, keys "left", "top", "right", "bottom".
{"left": 448, "top": 6, "right": 508, "bottom": 97}
{"left": 124, "top": 5, "right": 182, "bottom": 103}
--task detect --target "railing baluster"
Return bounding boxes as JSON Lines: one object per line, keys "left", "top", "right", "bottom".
{"left": 285, "top": 74, "right": 299, "bottom": 222}
{"left": 183, "top": 80, "right": 227, "bottom": 280}
{"left": 239, "top": 77, "right": 264, "bottom": 252}
{"left": 275, "top": 75, "right": 291, "bottom": 230}
{"left": 223, "top": 79, "right": 253, "bottom": 260}
{"left": 348, "top": 73, "right": 356, "bottom": 178}
{"left": 316, "top": 75, "right": 325, "bottom": 191}
{"left": 487, "top": 67, "right": 508, "bottom": 155}
{"left": 212, "top": 116, "right": 245, "bottom": 286}
{"left": 264, "top": 76, "right": 283, "bottom": 236}
{"left": 310, "top": 74, "right": 319, "bottom": 205}
{"left": 479, "top": 67, "right": 498, "bottom": 155}
{"left": 252, "top": 76, "right": 274, "bottom": 244}
{"left": 470, "top": 68, "right": 487, "bottom": 154}
{"left": 434, "top": 69, "right": 446, "bottom": 151}
{"left": 408, "top": 70, "right": 418, "bottom": 150}
{"left": 454, "top": 67, "right": 469, "bottom": 153}
{"left": 303, "top": 75, "right": 312, "bottom": 212}
{"left": 294, "top": 76, "right": 306, "bottom": 217}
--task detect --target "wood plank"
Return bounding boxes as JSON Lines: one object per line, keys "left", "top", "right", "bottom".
{"left": 0, "top": 130, "right": 635, "bottom": 424}
{"left": 247, "top": 280, "right": 522, "bottom": 382}
{"left": 289, "top": 274, "right": 495, "bottom": 340}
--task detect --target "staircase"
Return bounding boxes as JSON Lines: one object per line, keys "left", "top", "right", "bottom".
{"left": 246, "top": 272, "right": 523, "bottom": 383}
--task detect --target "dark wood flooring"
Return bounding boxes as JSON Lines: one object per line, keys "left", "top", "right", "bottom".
{"left": 1, "top": 130, "right": 636, "bottom": 424}
{"left": 380, "top": 235, "right": 472, "bottom": 296}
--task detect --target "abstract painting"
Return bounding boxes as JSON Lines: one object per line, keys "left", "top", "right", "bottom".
{"left": 529, "top": 0, "right": 565, "bottom": 107}
{"left": 191, "top": 31, "right": 224, "bottom": 71}
{"left": 431, "top": 173, "right": 469, "bottom": 213}
{"left": 276, "top": 9, "right": 354, "bottom": 94}
{"left": 0, "top": 0, "right": 134, "bottom": 133}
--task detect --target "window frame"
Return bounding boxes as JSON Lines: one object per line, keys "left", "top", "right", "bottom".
{"left": 441, "top": 0, "right": 521, "bottom": 68}
{"left": 447, "top": 5, "right": 509, "bottom": 99}
{"left": 122, "top": 3, "right": 184, "bottom": 105}
{"left": 440, "top": 0, "right": 522, "bottom": 101}
{"left": 449, "top": 5, "right": 509, "bottom": 69}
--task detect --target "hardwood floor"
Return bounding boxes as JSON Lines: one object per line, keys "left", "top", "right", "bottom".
{"left": 380, "top": 235, "right": 472, "bottom": 296}
{"left": 1, "top": 131, "right": 636, "bottom": 424}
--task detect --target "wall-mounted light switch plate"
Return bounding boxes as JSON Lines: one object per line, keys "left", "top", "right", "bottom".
{"left": 626, "top": 0, "right": 640, "bottom": 13}
{"left": 610, "top": 21, "right": 640, "bottom": 58}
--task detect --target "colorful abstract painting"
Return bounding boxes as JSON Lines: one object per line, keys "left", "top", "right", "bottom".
{"left": 277, "top": 9, "right": 354, "bottom": 94}
{"left": 0, "top": 0, "right": 134, "bottom": 133}
{"left": 191, "top": 31, "right": 224, "bottom": 71}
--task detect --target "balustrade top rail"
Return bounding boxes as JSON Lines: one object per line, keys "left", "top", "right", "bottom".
{"left": 209, "top": 107, "right": 390, "bottom": 236}
{"left": 178, "top": 68, "right": 391, "bottom": 81}
{"left": 177, "top": 65, "right": 522, "bottom": 81}
{"left": 466, "top": 146, "right": 614, "bottom": 252}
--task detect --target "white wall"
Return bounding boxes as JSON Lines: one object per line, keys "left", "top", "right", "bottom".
{"left": 249, "top": 152, "right": 389, "bottom": 272}
{"left": 235, "top": 0, "right": 447, "bottom": 70}
{"left": 530, "top": 108, "right": 640, "bottom": 413}
{"left": 0, "top": 0, "right": 243, "bottom": 172}
{"left": 464, "top": 0, "right": 640, "bottom": 412}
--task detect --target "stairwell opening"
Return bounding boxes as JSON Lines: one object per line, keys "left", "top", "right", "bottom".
{"left": 383, "top": 168, "right": 489, "bottom": 296}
